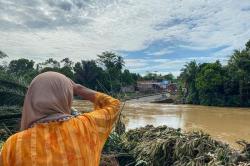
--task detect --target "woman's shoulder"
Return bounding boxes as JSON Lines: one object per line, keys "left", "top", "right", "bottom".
{"left": 1, "top": 133, "right": 17, "bottom": 152}
{"left": 3, "top": 129, "right": 30, "bottom": 148}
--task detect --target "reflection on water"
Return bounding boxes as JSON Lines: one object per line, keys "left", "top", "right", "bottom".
{"left": 123, "top": 101, "right": 250, "bottom": 149}
{"left": 73, "top": 100, "right": 250, "bottom": 149}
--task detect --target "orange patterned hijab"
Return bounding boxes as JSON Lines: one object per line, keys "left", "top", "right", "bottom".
{"left": 20, "top": 72, "right": 73, "bottom": 130}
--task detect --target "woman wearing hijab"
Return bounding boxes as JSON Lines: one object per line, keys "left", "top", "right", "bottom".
{"left": 0, "top": 72, "right": 120, "bottom": 166}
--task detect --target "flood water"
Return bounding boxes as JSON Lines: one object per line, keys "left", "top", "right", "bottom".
{"left": 73, "top": 99, "right": 250, "bottom": 149}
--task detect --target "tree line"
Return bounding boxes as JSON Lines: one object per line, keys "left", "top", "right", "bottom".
{"left": 1, "top": 39, "right": 249, "bottom": 107}
{"left": 0, "top": 51, "right": 145, "bottom": 95}
{"left": 178, "top": 40, "right": 250, "bottom": 107}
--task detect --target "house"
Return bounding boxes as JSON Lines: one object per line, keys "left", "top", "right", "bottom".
{"left": 136, "top": 80, "right": 169, "bottom": 92}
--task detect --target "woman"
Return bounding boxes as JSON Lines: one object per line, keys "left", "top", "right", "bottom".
{"left": 0, "top": 72, "right": 120, "bottom": 166}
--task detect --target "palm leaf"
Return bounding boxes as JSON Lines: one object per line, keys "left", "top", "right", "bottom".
{"left": 0, "top": 73, "right": 28, "bottom": 106}
{"left": 0, "top": 89, "right": 26, "bottom": 106}
{"left": 0, "top": 79, "right": 27, "bottom": 92}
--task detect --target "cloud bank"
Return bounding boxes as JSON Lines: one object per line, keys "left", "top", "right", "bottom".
{"left": 0, "top": 0, "right": 250, "bottom": 75}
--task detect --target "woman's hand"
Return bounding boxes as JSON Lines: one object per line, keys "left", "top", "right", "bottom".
{"left": 72, "top": 82, "right": 97, "bottom": 103}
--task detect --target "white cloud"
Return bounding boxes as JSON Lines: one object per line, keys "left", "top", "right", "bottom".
{"left": 124, "top": 59, "right": 148, "bottom": 69}
{"left": 125, "top": 55, "right": 232, "bottom": 76}
{"left": 147, "top": 48, "right": 173, "bottom": 57}
{"left": 0, "top": 0, "right": 250, "bottom": 73}
{"left": 125, "top": 58, "right": 187, "bottom": 76}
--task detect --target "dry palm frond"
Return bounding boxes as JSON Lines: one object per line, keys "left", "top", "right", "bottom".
{"left": 104, "top": 125, "right": 250, "bottom": 166}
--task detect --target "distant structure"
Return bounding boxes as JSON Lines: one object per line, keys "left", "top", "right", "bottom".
{"left": 121, "top": 80, "right": 178, "bottom": 94}
{"left": 136, "top": 80, "right": 170, "bottom": 92}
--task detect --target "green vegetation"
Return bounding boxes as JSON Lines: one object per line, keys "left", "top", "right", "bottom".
{"left": 102, "top": 125, "right": 250, "bottom": 166}
{"left": 73, "top": 52, "right": 140, "bottom": 92}
{"left": 178, "top": 40, "right": 250, "bottom": 107}
{"left": 0, "top": 72, "right": 28, "bottom": 106}
{"left": 0, "top": 51, "right": 143, "bottom": 97}
{"left": 1, "top": 40, "right": 249, "bottom": 107}
{"left": 0, "top": 50, "right": 176, "bottom": 107}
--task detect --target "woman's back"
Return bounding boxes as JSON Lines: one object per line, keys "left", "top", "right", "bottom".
{"left": 1, "top": 93, "right": 120, "bottom": 166}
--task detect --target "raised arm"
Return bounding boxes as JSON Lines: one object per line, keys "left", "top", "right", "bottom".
{"left": 73, "top": 83, "right": 120, "bottom": 145}
{"left": 73, "top": 83, "right": 97, "bottom": 102}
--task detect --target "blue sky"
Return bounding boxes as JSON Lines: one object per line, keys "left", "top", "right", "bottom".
{"left": 1, "top": 0, "right": 250, "bottom": 76}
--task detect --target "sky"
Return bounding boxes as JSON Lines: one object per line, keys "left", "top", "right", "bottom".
{"left": 1, "top": 0, "right": 250, "bottom": 76}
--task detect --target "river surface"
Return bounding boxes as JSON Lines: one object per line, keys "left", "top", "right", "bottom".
{"left": 73, "top": 98, "right": 250, "bottom": 149}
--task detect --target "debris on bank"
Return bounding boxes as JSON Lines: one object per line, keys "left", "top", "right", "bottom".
{"left": 103, "top": 125, "right": 250, "bottom": 166}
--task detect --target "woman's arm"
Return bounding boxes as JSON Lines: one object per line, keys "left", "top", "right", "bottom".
{"left": 73, "top": 83, "right": 97, "bottom": 103}
{"left": 84, "top": 93, "right": 120, "bottom": 147}
{"left": 72, "top": 82, "right": 120, "bottom": 146}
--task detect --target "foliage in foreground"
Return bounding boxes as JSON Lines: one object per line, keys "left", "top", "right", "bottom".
{"left": 103, "top": 125, "right": 250, "bottom": 166}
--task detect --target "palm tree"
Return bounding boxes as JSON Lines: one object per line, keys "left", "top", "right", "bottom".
{"left": 180, "top": 61, "right": 198, "bottom": 92}
{"left": 179, "top": 61, "right": 199, "bottom": 103}
{"left": 115, "top": 56, "right": 125, "bottom": 71}
{"left": 74, "top": 60, "right": 104, "bottom": 90}
{"left": 0, "top": 72, "right": 28, "bottom": 106}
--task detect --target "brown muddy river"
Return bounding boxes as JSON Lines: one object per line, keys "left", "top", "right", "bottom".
{"left": 73, "top": 99, "right": 250, "bottom": 149}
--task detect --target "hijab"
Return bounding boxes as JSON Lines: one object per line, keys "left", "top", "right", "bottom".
{"left": 20, "top": 72, "right": 73, "bottom": 130}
